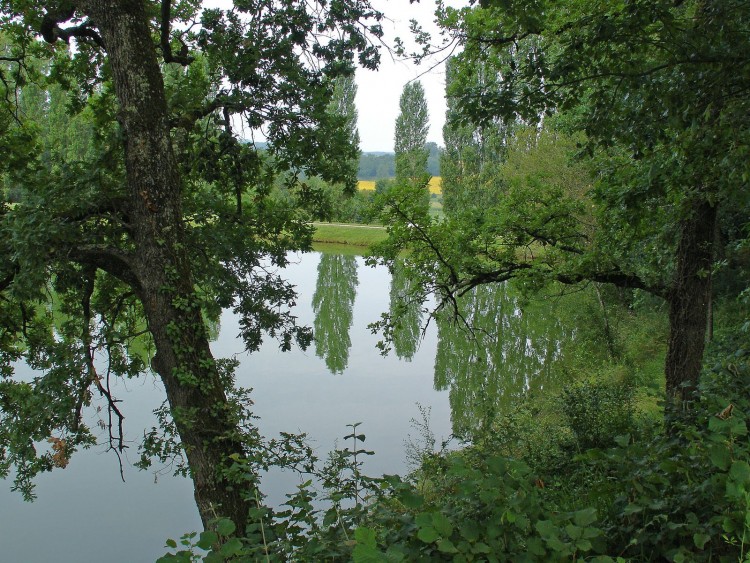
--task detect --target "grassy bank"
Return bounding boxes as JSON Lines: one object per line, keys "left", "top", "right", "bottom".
{"left": 312, "top": 222, "right": 388, "bottom": 247}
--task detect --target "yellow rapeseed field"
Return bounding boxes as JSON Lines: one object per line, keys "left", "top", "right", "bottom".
{"left": 428, "top": 177, "right": 442, "bottom": 195}
{"left": 358, "top": 177, "right": 442, "bottom": 195}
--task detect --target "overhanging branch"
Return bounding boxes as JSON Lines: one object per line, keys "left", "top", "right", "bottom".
{"left": 67, "top": 245, "right": 141, "bottom": 292}
{"left": 40, "top": 6, "right": 105, "bottom": 49}
{"left": 160, "top": 0, "right": 194, "bottom": 65}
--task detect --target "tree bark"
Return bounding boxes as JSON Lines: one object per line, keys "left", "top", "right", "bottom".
{"left": 79, "top": 0, "right": 253, "bottom": 532}
{"left": 664, "top": 197, "right": 717, "bottom": 404}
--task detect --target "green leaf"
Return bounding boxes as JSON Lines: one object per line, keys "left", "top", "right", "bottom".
{"left": 417, "top": 527, "right": 440, "bottom": 544}
{"left": 614, "top": 434, "right": 631, "bottom": 447}
{"left": 216, "top": 518, "right": 236, "bottom": 536}
{"left": 353, "top": 543, "right": 388, "bottom": 563}
{"left": 219, "top": 538, "right": 243, "bottom": 557}
{"left": 165, "top": 539, "right": 177, "bottom": 549}
{"left": 526, "top": 537, "right": 546, "bottom": 556}
{"left": 729, "top": 418, "right": 748, "bottom": 437}
{"left": 432, "top": 513, "right": 453, "bottom": 537}
{"left": 398, "top": 489, "right": 424, "bottom": 509}
{"left": 730, "top": 461, "right": 750, "bottom": 484}
{"left": 472, "top": 542, "right": 491, "bottom": 554}
{"left": 565, "top": 524, "right": 582, "bottom": 540}
{"left": 582, "top": 526, "right": 602, "bottom": 539}
{"left": 196, "top": 530, "right": 218, "bottom": 550}
{"left": 573, "top": 507, "right": 597, "bottom": 527}
{"left": 709, "top": 416, "right": 730, "bottom": 433}
{"left": 535, "top": 519, "right": 558, "bottom": 539}
{"left": 622, "top": 503, "right": 642, "bottom": 516}
{"left": 355, "top": 527, "right": 378, "bottom": 548}
{"left": 415, "top": 512, "right": 433, "bottom": 528}
{"left": 460, "top": 521, "right": 480, "bottom": 542}
{"left": 709, "top": 444, "right": 731, "bottom": 470}
{"left": 693, "top": 532, "right": 710, "bottom": 549}
{"left": 437, "top": 539, "right": 459, "bottom": 553}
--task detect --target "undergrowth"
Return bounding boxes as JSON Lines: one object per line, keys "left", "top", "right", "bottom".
{"left": 158, "top": 315, "right": 749, "bottom": 562}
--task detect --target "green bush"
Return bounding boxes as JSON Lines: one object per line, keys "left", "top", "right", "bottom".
{"left": 561, "top": 378, "right": 637, "bottom": 450}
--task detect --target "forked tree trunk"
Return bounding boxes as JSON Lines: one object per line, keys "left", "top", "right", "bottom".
{"left": 664, "top": 197, "right": 717, "bottom": 405}
{"left": 79, "top": 0, "right": 254, "bottom": 532}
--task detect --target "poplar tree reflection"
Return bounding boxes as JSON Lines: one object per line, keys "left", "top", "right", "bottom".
{"left": 389, "top": 260, "right": 423, "bottom": 361}
{"left": 312, "top": 253, "right": 359, "bottom": 373}
{"left": 434, "top": 283, "right": 577, "bottom": 438}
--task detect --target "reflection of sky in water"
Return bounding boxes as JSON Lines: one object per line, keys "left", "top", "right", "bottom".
{"left": 1, "top": 248, "right": 584, "bottom": 562}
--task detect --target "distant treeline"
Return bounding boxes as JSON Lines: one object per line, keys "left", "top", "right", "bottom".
{"left": 358, "top": 142, "right": 440, "bottom": 179}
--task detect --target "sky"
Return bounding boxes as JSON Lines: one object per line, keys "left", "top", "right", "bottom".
{"left": 355, "top": 0, "right": 459, "bottom": 152}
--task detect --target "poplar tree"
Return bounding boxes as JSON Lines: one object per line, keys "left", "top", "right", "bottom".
{"left": 393, "top": 80, "right": 430, "bottom": 213}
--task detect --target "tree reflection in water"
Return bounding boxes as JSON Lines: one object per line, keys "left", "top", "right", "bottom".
{"left": 434, "top": 283, "right": 579, "bottom": 439}
{"left": 389, "top": 260, "right": 423, "bottom": 361}
{"left": 312, "top": 252, "right": 359, "bottom": 373}
{"left": 309, "top": 250, "right": 588, "bottom": 438}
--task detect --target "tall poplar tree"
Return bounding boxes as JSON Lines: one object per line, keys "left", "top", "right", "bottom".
{"left": 441, "top": 57, "right": 508, "bottom": 217}
{"left": 393, "top": 80, "right": 430, "bottom": 213}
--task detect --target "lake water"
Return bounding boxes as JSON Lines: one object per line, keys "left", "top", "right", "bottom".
{"left": 0, "top": 247, "right": 583, "bottom": 562}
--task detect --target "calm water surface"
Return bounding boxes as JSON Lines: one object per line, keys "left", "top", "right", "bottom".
{"left": 0, "top": 247, "right": 581, "bottom": 562}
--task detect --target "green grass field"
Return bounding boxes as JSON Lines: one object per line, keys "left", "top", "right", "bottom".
{"left": 312, "top": 222, "right": 388, "bottom": 247}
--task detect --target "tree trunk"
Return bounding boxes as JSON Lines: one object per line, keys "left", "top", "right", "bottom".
{"left": 80, "top": 0, "right": 254, "bottom": 532}
{"left": 664, "top": 197, "right": 717, "bottom": 405}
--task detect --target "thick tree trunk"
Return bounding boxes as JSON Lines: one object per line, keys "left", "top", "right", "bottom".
{"left": 80, "top": 0, "right": 253, "bottom": 531}
{"left": 664, "top": 197, "right": 717, "bottom": 405}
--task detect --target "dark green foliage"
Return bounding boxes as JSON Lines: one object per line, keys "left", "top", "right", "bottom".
{"left": 561, "top": 378, "right": 636, "bottom": 450}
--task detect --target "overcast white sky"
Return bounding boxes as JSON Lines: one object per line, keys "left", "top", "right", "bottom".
{"left": 355, "top": 0, "right": 458, "bottom": 152}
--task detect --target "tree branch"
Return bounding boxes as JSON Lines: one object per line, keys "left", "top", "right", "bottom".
{"left": 67, "top": 245, "right": 141, "bottom": 292}
{"left": 160, "top": 0, "right": 194, "bottom": 65}
{"left": 455, "top": 262, "right": 664, "bottom": 299}
{"left": 40, "top": 5, "right": 105, "bottom": 49}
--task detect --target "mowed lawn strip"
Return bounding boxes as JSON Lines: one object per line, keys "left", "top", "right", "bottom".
{"left": 312, "top": 222, "right": 388, "bottom": 247}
